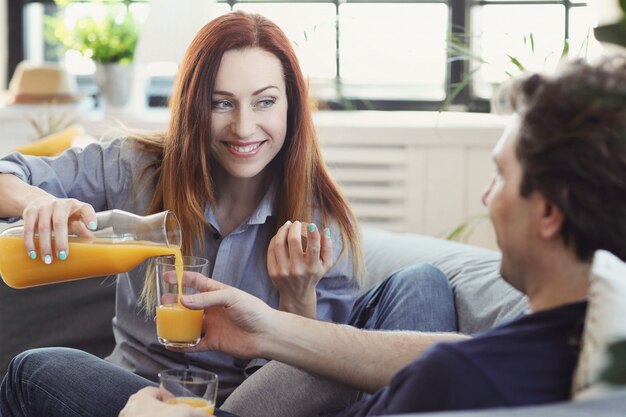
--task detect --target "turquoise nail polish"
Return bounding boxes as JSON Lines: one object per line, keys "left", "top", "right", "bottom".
{"left": 43, "top": 254, "right": 52, "bottom": 265}
{"left": 88, "top": 221, "right": 97, "bottom": 230}
{"left": 308, "top": 223, "right": 316, "bottom": 233}
{"left": 28, "top": 250, "right": 37, "bottom": 260}
{"left": 325, "top": 228, "right": 331, "bottom": 238}
{"left": 58, "top": 250, "right": 68, "bottom": 261}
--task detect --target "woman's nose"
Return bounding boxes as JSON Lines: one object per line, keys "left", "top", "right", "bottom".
{"left": 232, "top": 107, "right": 256, "bottom": 138}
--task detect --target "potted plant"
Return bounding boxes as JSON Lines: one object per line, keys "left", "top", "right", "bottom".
{"left": 47, "top": 0, "right": 139, "bottom": 108}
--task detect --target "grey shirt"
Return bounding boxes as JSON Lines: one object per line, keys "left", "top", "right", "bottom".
{"left": 0, "top": 138, "right": 359, "bottom": 401}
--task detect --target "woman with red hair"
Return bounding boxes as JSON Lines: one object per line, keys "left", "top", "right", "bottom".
{"left": 0, "top": 11, "right": 361, "bottom": 416}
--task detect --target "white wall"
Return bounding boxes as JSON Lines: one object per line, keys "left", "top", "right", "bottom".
{"left": 0, "top": 0, "right": 7, "bottom": 89}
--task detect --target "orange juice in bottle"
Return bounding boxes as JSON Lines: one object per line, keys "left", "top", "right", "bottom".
{"left": 0, "top": 209, "right": 181, "bottom": 289}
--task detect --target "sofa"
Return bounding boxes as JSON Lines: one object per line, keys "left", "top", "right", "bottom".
{"left": 1, "top": 226, "right": 625, "bottom": 415}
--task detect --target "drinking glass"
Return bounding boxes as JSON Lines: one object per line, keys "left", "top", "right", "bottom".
{"left": 159, "top": 368, "right": 219, "bottom": 415}
{"left": 155, "top": 255, "right": 209, "bottom": 348}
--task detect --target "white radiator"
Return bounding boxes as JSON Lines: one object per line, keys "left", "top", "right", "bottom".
{"left": 315, "top": 111, "right": 508, "bottom": 250}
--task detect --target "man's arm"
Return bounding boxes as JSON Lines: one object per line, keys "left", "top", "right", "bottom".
{"left": 259, "top": 312, "right": 464, "bottom": 392}
{"left": 181, "top": 275, "right": 467, "bottom": 393}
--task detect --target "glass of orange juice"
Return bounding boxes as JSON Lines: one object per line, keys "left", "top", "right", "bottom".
{"left": 155, "top": 255, "right": 209, "bottom": 348}
{"left": 158, "top": 368, "right": 218, "bottom": 415}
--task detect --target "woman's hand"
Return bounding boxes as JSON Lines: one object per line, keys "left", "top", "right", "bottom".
{"left": 267, "top": 220, "right": 334, "bottom": 318}
{"left": 119, "top": 386, "right": 206, "bottom": 417}
{"left": 21, "top": 195, "right": 97, "bottom": 264}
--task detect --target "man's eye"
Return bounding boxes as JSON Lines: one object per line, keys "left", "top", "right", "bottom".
{"left": 212, "top": 100, "right": 232, "bottom": 110}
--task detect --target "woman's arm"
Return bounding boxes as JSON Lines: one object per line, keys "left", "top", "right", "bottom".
{"left": 0, "top": 173, "right": 53, "bottom": 218}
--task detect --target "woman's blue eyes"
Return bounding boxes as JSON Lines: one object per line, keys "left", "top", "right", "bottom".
{"left": 257, "top": 98, "right": 276, "bottom": 108}
{"left": 212, "top": 100, "right": 232, "bottom": 109}
{"left": 211, "top": 98, "right": 276, "bottom": 110}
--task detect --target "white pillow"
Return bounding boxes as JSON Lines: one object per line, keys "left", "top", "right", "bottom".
{"left": 572, "top": 250, "right": 626, "bottom": 399}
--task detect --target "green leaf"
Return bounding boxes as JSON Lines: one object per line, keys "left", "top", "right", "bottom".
{"left": 439, "top": 67, "right": 480, "bottom": 112}
{"left": 529, "top": 32, "right": 535, "bottom": 54}
{"left": 600, "top": 340, "right": 626, "bottom": 386}
{"left": 560, "top": 38, "right": 569, "bottom": 58}
{"left": 506, "top": 54, "right": 525, "bottom": 72}
{"left": 594, "top": 19, "right": 626, "bottom": 49}
{"left": 445, "top": 214, "right": 489, "bottom": 242}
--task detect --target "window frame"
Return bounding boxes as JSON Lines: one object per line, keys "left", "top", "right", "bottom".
{"left": 7, "top": 0, "right": 587, "bottom": 112}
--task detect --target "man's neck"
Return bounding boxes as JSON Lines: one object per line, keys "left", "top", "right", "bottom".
{"left": 524, "top": 247, "right": 590, "bottom": 313}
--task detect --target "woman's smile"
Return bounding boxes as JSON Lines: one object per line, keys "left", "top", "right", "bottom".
{"left": 224, "top": 140, "right": 267, "bottom": 157}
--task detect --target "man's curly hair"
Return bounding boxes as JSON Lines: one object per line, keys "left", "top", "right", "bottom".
{"left": 504, "top": 55, "right": 626, "bottom": 262}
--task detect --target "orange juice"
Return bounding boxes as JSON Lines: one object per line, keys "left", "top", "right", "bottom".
{"left": 0, "top": 235, "right": 177, "bottom": 289}
{"left": 166, "top": 397, "right": 214, "bottom": 415}
{"left": 156, "top": 303, "right": 204, "bottom": 345}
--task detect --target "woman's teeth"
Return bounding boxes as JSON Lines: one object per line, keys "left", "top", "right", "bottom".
{"left": 229, "top": 142, "right": 262, "bottom": 153}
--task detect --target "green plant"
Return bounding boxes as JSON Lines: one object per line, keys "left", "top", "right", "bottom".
{"left": 46, "top": 0, "right": 139, "bottom": 64}
{"left": 601, "top": 340, "right": 626, "bottom": 385}
{"left": 442, "top": 29, "right": 575, "bottom": 112}
{"left": 594, "top": 0, "right": 626, "bottom": 48}
{"left": 445, "top": 213, "right": 489, "bottom": 243}
{"left": 26, "top": 104, "right": 79, "bottom": 140}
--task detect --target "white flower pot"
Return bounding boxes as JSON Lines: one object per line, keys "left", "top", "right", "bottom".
{"left": 95, "top": 63, "right": 134, "bottom": 108}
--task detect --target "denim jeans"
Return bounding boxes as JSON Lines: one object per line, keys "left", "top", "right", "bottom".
{"left": 1, "top": 264, "right": 455, "bottom": 417}
{"left": 221, "top": 263, "right": 458, "bottom": 417}
{"left": 0, "top": 348, "right": 236, "bottom": 417}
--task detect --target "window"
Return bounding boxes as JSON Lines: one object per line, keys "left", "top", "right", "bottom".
{"left": 10, "top": 0, "right": 603, "bottom": 111}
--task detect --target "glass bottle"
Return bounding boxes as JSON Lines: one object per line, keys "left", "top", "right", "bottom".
{"left": 0, "top": 209, "right": 181, "bottom": 289}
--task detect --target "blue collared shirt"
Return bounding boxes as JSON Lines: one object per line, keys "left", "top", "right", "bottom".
{"left": 0, "top": 138, "right": 360, "bottom": 401}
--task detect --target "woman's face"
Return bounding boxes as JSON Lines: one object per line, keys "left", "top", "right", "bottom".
{"left": 210, "top": 47, "right": 288, "bottom": 183}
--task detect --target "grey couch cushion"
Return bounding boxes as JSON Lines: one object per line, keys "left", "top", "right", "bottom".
{"left": 0, "top": 276, "right": 116, "bottom": 379}
{"left": 362, "top": 227, "right": 529, "bottom": 334}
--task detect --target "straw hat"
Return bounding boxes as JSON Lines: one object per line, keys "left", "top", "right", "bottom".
{"left": 7, "top": 61, "right": 81, "bottom": 104}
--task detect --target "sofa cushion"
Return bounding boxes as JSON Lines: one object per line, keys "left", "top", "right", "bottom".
{"left": 0, "top": 276, "right": 116, "bottom": 379}
{"left": 361, "top": 227, "right": 528, "bottom": 335}
{"left": 572, "top": 250, "right": 626, "bottom": 399}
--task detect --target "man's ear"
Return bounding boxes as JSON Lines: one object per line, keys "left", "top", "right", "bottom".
{"left": 539, "top": 199, "right": 564, "bottom": 239}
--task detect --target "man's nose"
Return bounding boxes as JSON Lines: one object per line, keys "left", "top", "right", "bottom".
{"left": 481, "top": 177, "right": 495, "bottom": 206}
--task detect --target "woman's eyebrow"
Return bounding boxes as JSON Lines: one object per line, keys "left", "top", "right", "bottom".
{"left": 213, "top": 85, "right": 280, "bottom": 96}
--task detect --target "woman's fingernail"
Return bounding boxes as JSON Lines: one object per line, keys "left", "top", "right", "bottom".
{"left": 181, "top": 295, "right": 193, "bottom": 305}
{"left": 325, "top": 228, "right": 331, "bottom": 238}
{"left": 58, "top": 250, "right": 68, "bottom": 261}
{"left": 43, "top": 254, "right": 52, "bottom": 265}
{"left": 88, "top": 221, "right": 97, "bottom": 230}
{"left": 28, "top": 250, "right": 37, "bottom": 260}
{"left": 284, "top": 220, "right": 292, "bottom": 226}
{"left": 308, "top": 223, "right": 316, "bottom": 233}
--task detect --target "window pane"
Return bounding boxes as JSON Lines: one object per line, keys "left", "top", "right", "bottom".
{"left": 339, "top": 3, "right": 448, "bottom": 100}
{"left": 233, "top": 3, "right": 337, "bottom": 80}
{"left": 470, "top": 5, "right": 566, "bottom": 98}
{"left": 569, "top": 5, "right": 606, "bottom": 61}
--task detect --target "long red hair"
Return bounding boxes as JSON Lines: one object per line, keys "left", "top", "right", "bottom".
{"left": 134, "top": 12, "right": 362, "bottom": 306}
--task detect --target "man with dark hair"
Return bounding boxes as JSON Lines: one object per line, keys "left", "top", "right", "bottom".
{"left": 111, "top": 55, "right": 626, "bottom": 416}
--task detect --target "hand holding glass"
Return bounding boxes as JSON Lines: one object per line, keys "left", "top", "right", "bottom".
{"left": 155, "top": 256, "right": 208, "bottom": 348}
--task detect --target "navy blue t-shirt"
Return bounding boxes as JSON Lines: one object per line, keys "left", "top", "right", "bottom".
{"left": 336, "top": 301, "right": 587, "bottom": 416}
